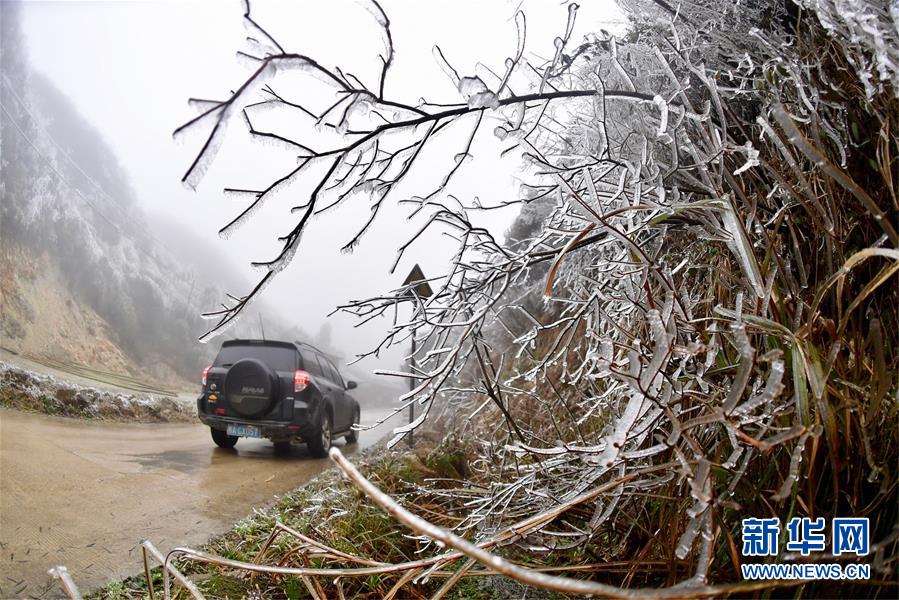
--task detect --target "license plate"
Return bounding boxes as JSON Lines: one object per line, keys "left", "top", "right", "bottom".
{"left": 227, "top": 423, "right": 261, "bottom": 438}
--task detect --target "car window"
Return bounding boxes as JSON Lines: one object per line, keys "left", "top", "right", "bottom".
{"left": 214, "top": 345, "right": 297, "bottom": 371}
{"left": 323, "top": 358, "right": 344, "bottom": 388}
{"left": 299, "top": 349, "right": 324, "bottom": 377}
{"left": 314, "top": 353, "right": 335, "bottom": 384}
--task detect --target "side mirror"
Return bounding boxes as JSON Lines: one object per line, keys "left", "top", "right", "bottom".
{"left": 346, "top": 380, "right": 357, "bottom": 390}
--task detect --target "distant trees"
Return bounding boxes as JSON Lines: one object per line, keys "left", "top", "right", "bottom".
{"left": 183, "top": 0, "right": 897, "bottom": 595}
{"left": 1, "top": 6, "right": 216, "bottom": 380}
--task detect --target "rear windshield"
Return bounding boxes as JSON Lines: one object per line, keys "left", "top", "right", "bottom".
{"left": 213, "top": 345, "right": 297, "bottom": 372}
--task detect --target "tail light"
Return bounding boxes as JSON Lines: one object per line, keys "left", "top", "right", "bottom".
{"left": 294, "top": 370, "right": 311, "bottom": 393}
{"left": 202, "top": 364, "right": 212, "bottom": 386}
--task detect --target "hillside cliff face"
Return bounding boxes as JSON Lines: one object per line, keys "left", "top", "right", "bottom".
{"left": 0, "top": 241, "right": 136, "bottom": 376}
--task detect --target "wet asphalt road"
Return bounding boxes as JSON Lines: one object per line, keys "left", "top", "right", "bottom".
{"left": 0, "top": 405, "right": 405, "bottom": 598}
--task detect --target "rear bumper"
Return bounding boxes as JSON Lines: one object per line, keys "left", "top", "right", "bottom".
{"left": 198, "top": 412, "right": 315, "bottom": 441}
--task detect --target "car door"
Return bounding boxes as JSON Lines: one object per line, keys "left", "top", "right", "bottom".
{"left": 300, "top": 350, "right": 331, "bottom": 421}
{"left": 322, "top": 356, "right": 350, "bottom": 430}
{"left": 307, "top": 351, "right": 342, "bottom": 429}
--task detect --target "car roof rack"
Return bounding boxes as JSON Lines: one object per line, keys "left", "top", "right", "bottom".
{"left": 295, "top": 340, "right": 325, "bottom": 353}
{"left": 295, "top": 341, "right": 343, "bottom": 366}
{"left": 222, "top": 338, "right": 295, "bottom": 349}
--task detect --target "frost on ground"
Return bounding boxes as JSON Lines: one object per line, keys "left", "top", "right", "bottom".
{"left": 0, "top": 361, "right": 194, "bottom": 422}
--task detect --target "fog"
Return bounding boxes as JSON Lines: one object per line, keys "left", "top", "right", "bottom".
{"left": 17, "top": 0, "right": 626, "bottom": 373}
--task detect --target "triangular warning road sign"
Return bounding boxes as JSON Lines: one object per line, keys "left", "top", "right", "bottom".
{"left": 402, "top": 264, "right": 433, "bottom": 298}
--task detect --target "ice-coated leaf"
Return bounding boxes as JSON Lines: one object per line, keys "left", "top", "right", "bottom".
{"left": 721, "top": 203, "right": 765, "bottom": 298}
{"left": 734, "top": 359, "right": 785, "bottom": 417}
{"left": 675, "top": 508, "right": 701, "bottom": 559}
{"left": 510, "top": 11, "right": 526, "bottom": 71}
{"left": 772, "top": 431, "right": 810, "bottom": 500}
{"left": 564, "top": 3, "right": 579, "bottom": 38}
{"left": 595, "top": 388, "right": 651, "bottom": 468}
{"left": 590, "top": 464, "right": 624, "bottom": 530}
{"left": 432, "top": 45, "right": 460, "bottom": 86}
{"left": 722, "top": 322, "right": 755, "bottom": 413}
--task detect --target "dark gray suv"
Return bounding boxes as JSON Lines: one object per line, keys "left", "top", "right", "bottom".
{"left": 197, "top": 339, "right": 360, "bottom": 457}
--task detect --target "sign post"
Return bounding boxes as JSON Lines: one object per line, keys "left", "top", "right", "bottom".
{"left": 401, "top": 264, "right": 432, "bottom": 448}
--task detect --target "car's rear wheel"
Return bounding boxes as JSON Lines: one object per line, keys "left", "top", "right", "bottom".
{"left": 345, "top": 406, "right": 360, "bottom": 444}
{"left": 211, "top": 427, "right": 238, "bottom": 449}
{"left": 307, "top": 412, "right": 332, "bottom": 458}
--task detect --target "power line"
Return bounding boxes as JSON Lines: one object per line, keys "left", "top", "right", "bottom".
{"left": 2, "top": 99, "right": 204, "bottom": 314}
{"left": 3, "top": 77, "right": 130, "bottom": 219}
{"left": 0, "top": 76, "right": 166, "bottom": 248}
{"left": 0, "top": 100, "right": 128, "bottom": 236}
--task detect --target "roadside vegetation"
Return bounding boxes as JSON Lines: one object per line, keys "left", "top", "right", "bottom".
{"left": 93, "top": 434, "right": 577, "bottom": 599}
{"left": 87, "top": 0, "right": 898, "bottom": 597}
{"left": 0, "top": 360, "right": 193, "bottom": 422}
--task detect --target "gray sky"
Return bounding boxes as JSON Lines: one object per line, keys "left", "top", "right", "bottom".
{"left": 19, "top": 0, "right": 626, "bottom": 372}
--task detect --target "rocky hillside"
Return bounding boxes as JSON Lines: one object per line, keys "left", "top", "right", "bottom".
{"left": 0, "top": 241, "right": 136, "bottom": 377}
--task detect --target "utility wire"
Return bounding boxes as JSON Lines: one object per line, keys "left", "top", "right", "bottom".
{"left": 1, "top": 76, "right": 167, "bottom": 249}
{"left": 2, "top": 79, "right": 126, "bottom": 209}
{"left": 0, "top": 99, "right": 130, "bottom": 236}
{"left": 2, "top": 99, "right": 205, "bottom": 316}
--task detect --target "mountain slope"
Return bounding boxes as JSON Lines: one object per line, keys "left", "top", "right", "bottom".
{"left": 0, "top": 3, "right": 305, "bottom": 386}
{"left": 0, "top": 241, "right": 134, "bottom": 376}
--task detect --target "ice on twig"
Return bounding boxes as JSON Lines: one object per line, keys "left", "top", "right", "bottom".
{"left": 733, "top": 140, "right": 760, "bottom": 175}
{"left": 458, "top": 76, "right": 500, "bottom": 109}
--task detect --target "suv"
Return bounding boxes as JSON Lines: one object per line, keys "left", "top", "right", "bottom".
{"left": 197, "top": 339, "right": 360, "bottom": 457}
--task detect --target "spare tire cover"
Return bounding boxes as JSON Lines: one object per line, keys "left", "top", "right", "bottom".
{"left": 225, "top": 358, "right": 278, "bottom": 418}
